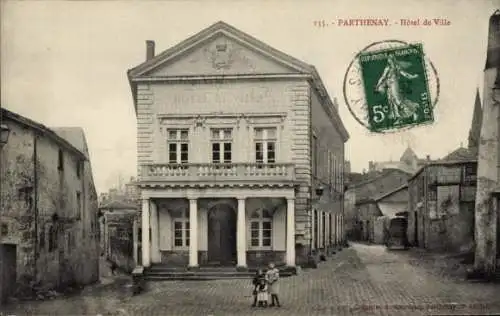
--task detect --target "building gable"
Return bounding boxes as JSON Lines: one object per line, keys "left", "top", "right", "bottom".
{"left": 128, "top": 21, "right": 311, "bottom": 79}
{"left": 141, "top": 34, "right": 301, "bottom": 77}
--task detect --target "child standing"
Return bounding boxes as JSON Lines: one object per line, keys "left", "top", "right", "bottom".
{"left": 251, "top": 269, "right": 262, "bottom": 307}
{"left": 256, "top": 277, "right": 269, "bottom": 307}
{"left": 266, "top": 262, "right": 281, "bottom": 307}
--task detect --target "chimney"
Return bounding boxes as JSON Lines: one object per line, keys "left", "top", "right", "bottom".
{"left": 146, "top": 40, "right": 155, "bottom": 61}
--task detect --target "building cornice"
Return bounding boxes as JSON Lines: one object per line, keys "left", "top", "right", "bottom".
{"left": 131, "top": 73, "right": 311, "bottom": 83}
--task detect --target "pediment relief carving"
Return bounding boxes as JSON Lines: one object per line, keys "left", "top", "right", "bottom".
{"left": 144, "top": 34, "right": 297, "bottom": 77}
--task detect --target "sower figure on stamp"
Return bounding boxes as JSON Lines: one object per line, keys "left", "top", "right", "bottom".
{"left": 375, "top": 54, "right": 420, "bottom": 123}
{"left": 266, "top": 262, "right": 281, "bottom": 307}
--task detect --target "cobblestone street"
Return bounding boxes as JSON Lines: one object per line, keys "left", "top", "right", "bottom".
{"left": 2, "top": 243, "right": 500, "bottom": 316}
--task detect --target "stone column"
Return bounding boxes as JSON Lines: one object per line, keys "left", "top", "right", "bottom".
{"left": 189, "top": 199, "right": 198, "bottom": 267}
{"left": 150, "top": 200, "right": 160, "bottom": 263}
{"left": 311, "top": 209, "right": 315, "bottom": 251}
{"left": 133, "top": 219, "right": 138, "bottom": 265}
{"left": 141, "top": 198, "right": 150, "bottom": 267}
{"left": 286, "top": 198, "right": 296, "bottom": 266}
{"left": 237, "top": 198, "right": 247, "bottom": 268}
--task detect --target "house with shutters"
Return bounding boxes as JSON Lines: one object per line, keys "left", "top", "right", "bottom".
{"left": 126, "top": 21, "right": 349, "bottom": 271}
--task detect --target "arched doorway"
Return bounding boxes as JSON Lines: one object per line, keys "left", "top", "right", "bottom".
{"left": 207, "top": 203, "right": 237, "bottom": 265}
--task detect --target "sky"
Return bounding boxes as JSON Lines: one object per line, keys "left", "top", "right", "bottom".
{"left": 1, "top": 0, "right": 498, "bottom": 194}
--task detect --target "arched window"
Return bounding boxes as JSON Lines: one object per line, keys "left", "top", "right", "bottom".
{"left": 172, "top": 209, "right": 190, "bottom": 249}
{"left": 249, "top": 209, "right": 272, "bottom": 249}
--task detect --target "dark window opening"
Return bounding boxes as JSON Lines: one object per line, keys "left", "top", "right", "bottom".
{"left": 58, "top": 149, "right": 64, "bottom": 171}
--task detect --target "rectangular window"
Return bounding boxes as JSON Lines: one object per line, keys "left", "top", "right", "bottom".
{"left": 249, "top": 209, "right": 273, "bottom": 248}
{"left": 254, "top": 127, "right": 277, "bottom": 164}
{"left": 327, "top": 151, "right": 332, "bottom": 186}
{"left": 173, "top": 210, "right": 190, "bottom": 249}
{"left": 167, "top": 129, "right": 189, "bottom": 164}
{"left": 211, "top": 129, "right": 232, "bottom": 163}
{"left": 250, "top": 222, "right": 260, "bottom": 247}
{"left": 312, "top": 135, "right": 318, "bottom": 176}
{"left": 463, "top": 164, "right": 477, "bottom": 184}
{"left": 76, "top": 191, "right": 82, "bottom": 219}
{"left": 58, "top": 149, "right": 64, "bottom": 171}
{"left": 76, "top": 160, "right": 82, "bottom": 179}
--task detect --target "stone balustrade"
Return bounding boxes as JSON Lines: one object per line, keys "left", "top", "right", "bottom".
{"left": 140, "top": 163, "right": 295, "bottom": 183}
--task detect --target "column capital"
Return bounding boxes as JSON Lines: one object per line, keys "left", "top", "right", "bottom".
{"left": 236, "top": 196, "right": 246, "bottom": 201}
{"left": 187, "top": 197, "right": 198, "bottom": 202}
{"left": 287, "top": 197, "right": 296, "bottom": 201}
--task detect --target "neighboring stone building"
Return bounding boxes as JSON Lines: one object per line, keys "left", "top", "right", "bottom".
{"left": 99, "top": 200, "right": 138, "bottom": 273}
{"left": 0, "top": 109, "right": 99, "bottom": 304}
{"left": 472, "top": 10, "right": 500, "bottom": 278}
{"left": 344, "top": 169, "right": 410, "bottom": 241}
{"left": 407, "top": 158, "right": 477, "bottom": 253}
{"left": 124, "top": 177, "right": 140, "bottom": 202}
{"left": 126, "top": 21, "right": 349, "bottom": 271}
{"left": 372, "top": 184, "right": 409, "bottom": 244}
{"left": 368, "top": 146, "right": 433, "bottom": 174}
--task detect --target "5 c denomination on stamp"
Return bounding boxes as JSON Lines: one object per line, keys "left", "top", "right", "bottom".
{"left": 343, "top": 40, "right": 439, "bottom": 133}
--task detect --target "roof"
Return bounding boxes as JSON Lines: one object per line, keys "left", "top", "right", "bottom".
{"left": 400, "top": 146, "right": 418, "bottom": 161}
{"left": 51, "top": 127, "right": 88, "bottom": 158}
{"left": 1, "top": 108, "right": 86, "bottom": 160}
{"left": 52, "top": 127, "right": 98, "bottom": 197}
{"left": 409, "top": 158, "right": 477, "bottom": 181}
{"left": 442, "top": 147, "right": 476, "bottom": 161}
{"left": 375, "top": 183, "right": 408, "bottom": 202}
{"left": 99, "top": 199, "right": 138, "bottom": 210}
{"left": 351, "top": 169, "right": 410, "bottom": 204}
{"left": 127, "top": 21, "right": 349, "bottom": 142}
{"left": 348, "top": 168, "right": 410, "bottom": 189}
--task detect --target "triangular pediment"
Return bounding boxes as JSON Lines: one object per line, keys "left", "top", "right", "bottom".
{"left": 128, "top": 21, "right": 312, "bottom": 78}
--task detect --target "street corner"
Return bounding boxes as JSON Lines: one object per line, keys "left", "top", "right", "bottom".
{"left": 343, "top": 40, "right": 439, "bottom": 134}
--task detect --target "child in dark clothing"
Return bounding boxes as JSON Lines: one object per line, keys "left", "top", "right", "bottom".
{"left": 251, "top": 269, "right": 267, "bottom": 307}
{"left": 109, "top": 260, "right": 118, "bottom": 275}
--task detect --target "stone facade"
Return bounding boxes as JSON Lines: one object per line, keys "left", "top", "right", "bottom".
{"left": 99, "top": 200, "right": 138, "bottom": 272}
{"left": 407, "top": 160, "right": 477, "bottom": 253}
{"left": 127, "top": 21, "right": 349, "bottom": 269}
{"left": 0, "top": 109, "right": 99, "bottom": 303}
{"left": 344, "top": 169, "right": 410, "bottom": 240}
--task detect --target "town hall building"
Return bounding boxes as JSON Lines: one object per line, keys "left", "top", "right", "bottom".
{"left": 127, "top": 21, "right": 349, "bottom": 270}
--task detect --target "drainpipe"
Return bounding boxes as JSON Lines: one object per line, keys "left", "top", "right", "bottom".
{"left": 33, "top": 133, "right": 38, "bottom": 279}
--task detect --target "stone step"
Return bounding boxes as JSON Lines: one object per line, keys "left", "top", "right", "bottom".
{"left": 145, "top": 271, "right": 294, "bottom": 277}
{"left": 143, "top": 268, "right": 295, "bottom": 281}
{"left": 144, "top": 275, "right": 254, "bottom": 281}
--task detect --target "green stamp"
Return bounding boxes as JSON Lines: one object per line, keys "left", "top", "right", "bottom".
{"left": 358, "top": 44, "right": 433, "bottom": 132}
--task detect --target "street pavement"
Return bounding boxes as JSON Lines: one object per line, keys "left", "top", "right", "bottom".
{"left": 2, "top": 243, "right": 500, "bottom": 316}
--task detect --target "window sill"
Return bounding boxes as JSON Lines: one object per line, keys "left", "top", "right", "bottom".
{"left": 248, "top": 247, "right": 273, "bottom": 251}
{"left": 172, "top": 247, "right": 190, "bottom": 251}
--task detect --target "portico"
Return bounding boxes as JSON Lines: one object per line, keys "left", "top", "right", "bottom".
{"left": 139, "top": 186, "right": 296, "bottom": 269}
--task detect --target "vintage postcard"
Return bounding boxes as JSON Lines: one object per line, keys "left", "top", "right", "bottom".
{"left": 0, "top": 0, "right": 499, "bottom": 315}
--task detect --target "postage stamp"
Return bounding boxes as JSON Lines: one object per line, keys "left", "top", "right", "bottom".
{"left": 343, "top": 41, "right": 439, "bottom": 133}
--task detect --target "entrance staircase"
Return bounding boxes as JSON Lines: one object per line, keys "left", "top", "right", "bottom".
{"left": 144, "top": 265, "right": 297, "bottom": 281}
